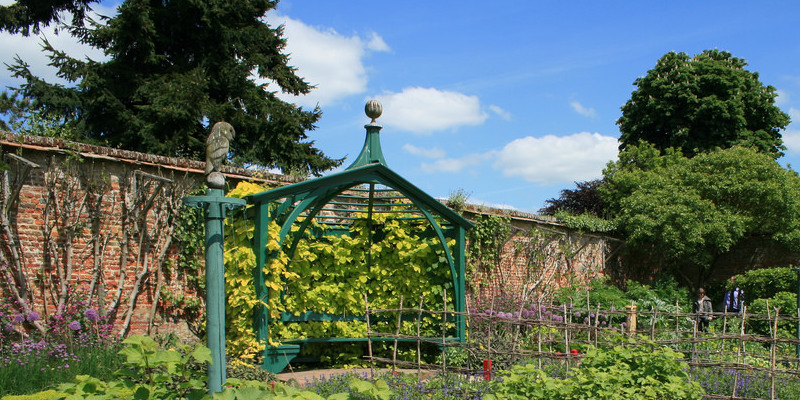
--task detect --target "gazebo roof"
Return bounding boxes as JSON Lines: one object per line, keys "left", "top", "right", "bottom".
{"left": 246, "top": 101, "right": 472, "bottom": 230}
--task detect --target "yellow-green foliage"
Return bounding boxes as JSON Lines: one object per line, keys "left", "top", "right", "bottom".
{"left": 0, "top": 390, "right": 62, "bottom": 400}
{"left": 224, "top": 182, "right": 271, "bottom": 361}
{"left": 224, "top": 181, "right": 457, "bottom": 359}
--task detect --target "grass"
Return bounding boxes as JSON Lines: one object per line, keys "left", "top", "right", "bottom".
{"left": 0, "top": 340, "right": 123, "bottom": 396}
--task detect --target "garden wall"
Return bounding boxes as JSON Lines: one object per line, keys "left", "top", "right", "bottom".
{"left": 461, "top": 206, "right": 620, "bottom": 305}
{"left": 3, "top": 132, "right": 795, "bottom": 343}
{"left": 0, "top": 133, "right": 298, "bottom": 341}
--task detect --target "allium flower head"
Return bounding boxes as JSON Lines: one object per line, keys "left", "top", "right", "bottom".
{"left": 68, "top": 321, "right": 81, "bottom": 331}
{"left": 84, "top": 308, "right": 100, "bottom": 322}
{"left": 26, "top": 312, "right": 40, "bottom": 322}
{"left": 13, "top": 314, "right": 25, "bottom": 323}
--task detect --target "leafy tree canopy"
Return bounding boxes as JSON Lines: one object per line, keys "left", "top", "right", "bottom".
{"left": 617, "top": 49, "right": 790, "bottom": 159}
{"left": 601, "top": 142, "right": 800, "bottom": 283}
{"left": 3, "top": 0, "right": 341, "bottom": 176}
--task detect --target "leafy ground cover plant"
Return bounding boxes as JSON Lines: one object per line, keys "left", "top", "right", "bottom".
{"left": 485, "top": 336, "right": 704, "bottom": 400}
{"left": 305, "top": 371, "right": 491, "bottom": 400}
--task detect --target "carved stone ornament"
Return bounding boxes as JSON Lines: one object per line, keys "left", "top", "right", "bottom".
{"left": 365, "top": 100, "right": 382, "bottom": 123}
{"left": 205, "top": 121, "right": 235, "bottom": 189}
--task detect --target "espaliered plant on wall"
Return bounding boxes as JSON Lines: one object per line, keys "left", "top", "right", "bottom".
{"left": 222, "top": 182, "right": 456, "bottom": 361}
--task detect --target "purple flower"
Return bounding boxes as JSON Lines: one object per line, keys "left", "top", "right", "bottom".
{"left": 68, "top": 321, "right": 81, "bottom": 331}
{"left": 589, "top": 313, "right": 595, "bottom": 318}
{"left": 573, "top": 312, "right": 581, "bottom": 318}
{"left": 84, "top": 308, "right": 100, "bottom": 322}
{"left": 583, "top": 317, "right": 590, "bottom": 323}
{"left": 26, "top": 312, "right": 40, "bottom": 322}
{"left": 12, "top": 314, "right": 25, "bottom": 323}
{"left": 3, "top": 323, "right": 14, "bottom": 331}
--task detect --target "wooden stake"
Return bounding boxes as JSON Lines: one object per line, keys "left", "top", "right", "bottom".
{"left": 365, "top": 293, "right": 374, "bottom": 377}
{"left": 393, "top": 295, "right": 404, "bottom": 374}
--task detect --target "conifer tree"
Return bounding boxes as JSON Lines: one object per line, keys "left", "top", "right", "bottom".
{"left": 4, "top": 0, "right": 340, "bottom": 175}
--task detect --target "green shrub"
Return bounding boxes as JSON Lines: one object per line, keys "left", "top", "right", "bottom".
{"left": 736, "top": 267, "right": 797, "bottom": 300}
{"left": 746, "top": 291, "right": 797, "bottom": 338}
{"left": 553, "top": 276, "right": 688, "bottom": 314}
{"left": 486, "top": 336, "right": 704, "bottom": 400}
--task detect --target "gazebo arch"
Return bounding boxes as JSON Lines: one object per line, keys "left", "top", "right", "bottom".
{"left": 246, "top": 101, "right": 472, "bottom": 372}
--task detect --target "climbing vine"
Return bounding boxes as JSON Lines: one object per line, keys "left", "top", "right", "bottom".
{"left": 161, "top": 192, "right": 206, "bottom": 337}
{"left": 222, "top": 182, "right": 456, "bottom": 361}
{"left": 466, "top": 214, "right": 511, "bottom": 277}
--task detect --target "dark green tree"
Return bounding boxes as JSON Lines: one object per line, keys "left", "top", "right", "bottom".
{"left": 601, "top": 142, "right": 800, "bottom": 287}
{"left": 5, "top": 0, "right": 340, "bottom": 175}
{"left": 617, "top": 49, "right": 790, "bottom": 159}
{"left": 0, "top": 0, "right": 96, "bottom": 35}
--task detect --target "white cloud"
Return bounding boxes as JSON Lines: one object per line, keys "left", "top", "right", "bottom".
{"left": 366, "top": 31, "right": 390, "bottom": 52}
{"left": 264, "top": 14, "right": 389, "bottom": 107}
{"left": 784, "top": 128, "right": 800, "bottom": 154}
{"left": 776, "top": 89, "right": 790, "bottom": 106}
{"left": 403, "top": 144, "right": 445, "bottom": 159}
{"left": 495, "top": 132, "right": 618, "bottom": 184}
{"left": 0, "top": 7, "right": 114, "bottom": 87}
{"left": 466, "top": 197, "right": 519, "bottom": 211}
{"left": 421, "top": 152, "right": 494, "bottom": 173}
{"left": 789, "top": 107, "right": 800, "bottom": 124}
{"left": 374, "top": 87, "right": 488, "bottom": 134}
{"left": 489, "top": 105, "right": 512, "bottom": 121}
{"left": 570, "top": 101, "right": 597, "bottom": 118}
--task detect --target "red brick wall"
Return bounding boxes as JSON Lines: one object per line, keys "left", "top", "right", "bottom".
{"left": 461, "top": 207, "right": 621, "bottom": 308}
{"left": 5, "top": 134, "right": 793, "bottom": 342}
{"left": 1, "top": 133, "right": 296, "bottom": 342}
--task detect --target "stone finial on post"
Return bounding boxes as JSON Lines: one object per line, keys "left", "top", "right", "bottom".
{"left": 184, "top": 121, "right": 245, "bottom": 394}
{"left": 205, "top": 121, "right": 235, "bottom": 189}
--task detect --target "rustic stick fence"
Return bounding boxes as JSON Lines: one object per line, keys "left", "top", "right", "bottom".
{"left": 360, "top": 294, "right": 800, "bottom": 400}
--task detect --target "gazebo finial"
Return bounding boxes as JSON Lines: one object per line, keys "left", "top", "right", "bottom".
{"left": 365, "top": 99, "right": 382, "bottom": 124}
{"left": 346, "top": 100, "right": 387, "bottom": 169}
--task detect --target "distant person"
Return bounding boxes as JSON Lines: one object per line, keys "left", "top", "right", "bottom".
{"left": 693, "top": 288, "right": 713, "bottom": 332}
{"left": 723, "top": 277, "right": 744, "bottom": 314}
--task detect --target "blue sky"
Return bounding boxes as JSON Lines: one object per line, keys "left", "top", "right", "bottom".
{"left": 2, "top": 1, "right": 800, "bottom": 212}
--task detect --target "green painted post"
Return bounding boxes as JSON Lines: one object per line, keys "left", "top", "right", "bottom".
{"left": 184, "top": 189, "right": 245, "bottom": 393}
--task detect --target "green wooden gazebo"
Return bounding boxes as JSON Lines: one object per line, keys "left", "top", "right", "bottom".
{"left": 246, "top": 101, "right": 473, "bottom": 373}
